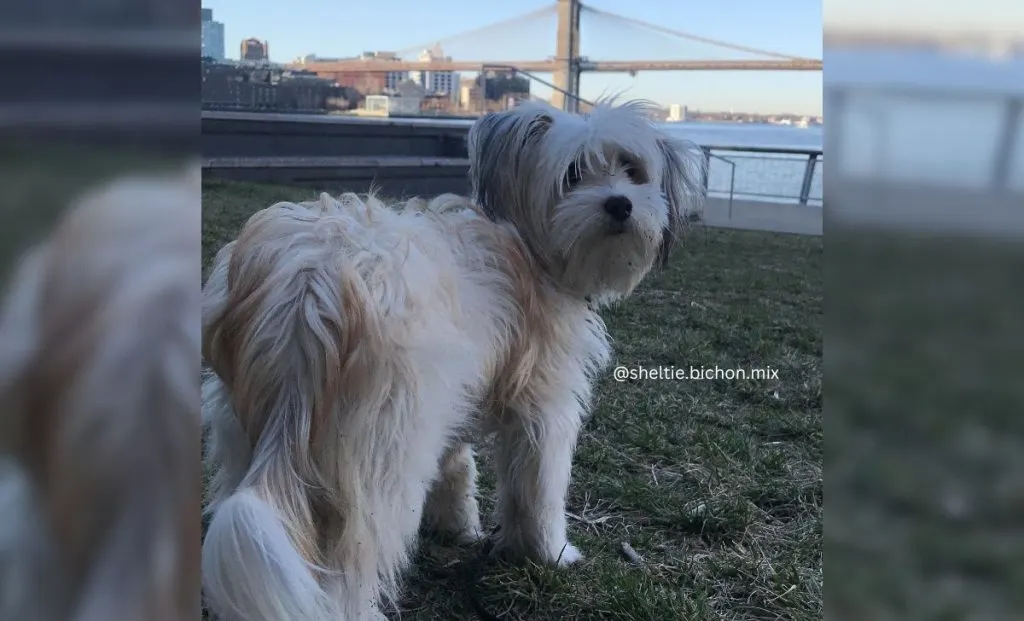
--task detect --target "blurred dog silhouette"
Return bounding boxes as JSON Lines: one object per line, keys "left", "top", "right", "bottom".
{"left": 0, "top": 163, "right": 201, "bottom": 621}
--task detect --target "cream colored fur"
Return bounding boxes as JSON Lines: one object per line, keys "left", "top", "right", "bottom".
{"left": 201, "top": 100, "right": 704, "bottom": 620}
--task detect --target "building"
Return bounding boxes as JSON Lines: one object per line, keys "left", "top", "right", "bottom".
{"left": 355, "top": 52, "right": 407, "bottom": 94}
{"left": 327, "top": 71, "right": 387, "bottom": 95}
{"left": 459, "top": 78, "right": 482, "bottom": 112}
{"left": 201, "top": 60, "right": 359, "bottom": 113}
{"left": 294, "top": 54, "right": 348, "bottom": 64}
{"left": 361, "top": 84, "right": 423, "bottom": 117}
{"left": 385, "top": 71, "right": 409, "bottom": 91}
{"left": 407, "top": 47, "right": 458, "bottom": 96}
{"left": 459, "top": 71, "right": 530, "bottom": 113}
{"left": 667, "top": 104, "right": 688, "bottom": 122}
{"left": 240, "top": 38, "right": 269, "bottom": 62}
{"left": 201, "top": 8, "right": 225, "bottom": 61}
{"left": 475, "top": 70, "right": 530, "bottom": 102}
{"left": 298, "top": 51, "right": 404, "bottom": 96}
{"left": 408, "top": 68, "right": 458, "bottom": 95}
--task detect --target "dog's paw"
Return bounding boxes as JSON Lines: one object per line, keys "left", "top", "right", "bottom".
{"left": 440, "top": 524, "right": 485, "bottom": 546}
{"left": 486, "top": 527, "right": 583, "bottom": 567}
{"left": 423, "top": 495, "right": 482, "bottom": 546}
{"left": 426, "top": 514, "right": 484, "bottom": 546}
{"left": 554, "top": 542, "right": 583, "bottom": 566}
{"left": 455, "top": 526, "right": 486, "bottom": 546}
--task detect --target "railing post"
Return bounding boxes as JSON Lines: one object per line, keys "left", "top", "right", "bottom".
{"left": 700, "top": 146, "right": 711, "bottom": 195}
{"left": 992, "top": 97, "right": 1022, "bottom": 192}
{"left": 728, "top": 163, "right": 736, "bottom": 219}
{"left": 799, "top": 153, "right": 818, "bottom": 205}
{"left": 825, "top": 87, "right": 845, "bottom": 189}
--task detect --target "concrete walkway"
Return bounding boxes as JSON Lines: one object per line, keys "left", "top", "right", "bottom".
{"left": 699, "top": 197, "right": 822, "bottom": 236}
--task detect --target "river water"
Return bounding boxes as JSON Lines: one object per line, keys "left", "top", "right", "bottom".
{"left": 826, "top": 48, "right": 1024, "bottom": 194}
{"left": 662, "top": 48, "right": 1024, "bottom": 204}
{"left": 662, "top": 122, "right": 824, "bottom": 205}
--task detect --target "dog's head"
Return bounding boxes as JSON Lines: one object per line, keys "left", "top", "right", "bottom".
{"left": 468, "top": 99, "right": 705, "bottom": 303}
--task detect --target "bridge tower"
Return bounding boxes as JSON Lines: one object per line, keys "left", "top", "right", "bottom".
{"left": 552, "top": 0, "right": 582, "bottom": 112}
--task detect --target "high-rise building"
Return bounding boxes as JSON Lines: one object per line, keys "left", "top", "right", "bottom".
{"left": 241, "top": 38, "right": 269, "bottom": 62}
{"left": 385, "top": 71, "right": 409, "bottom": 91}
{"left": 407, "top": 47, "right": 457, "bottom": 96}
{"left": 350, "top": 52, "right": 408, "bottom": 93}
{"left": 201, "top": 8, "right": 225, "bottom": 61}
{"left": 667, "top": 103, "right": 688, "bottom": 122}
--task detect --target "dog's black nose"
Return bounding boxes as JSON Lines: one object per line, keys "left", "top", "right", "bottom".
{"left": 603, "top": 195, "right": 633, "bottom": 222}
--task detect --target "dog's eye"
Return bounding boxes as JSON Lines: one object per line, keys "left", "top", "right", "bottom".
{"left": 621, "top": 158, "right": 642, "bottom": 183}
{"left": 564, "top": 162, "right": 583, "bottom": 189}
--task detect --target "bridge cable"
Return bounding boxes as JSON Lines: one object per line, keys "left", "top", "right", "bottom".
{"left": 395, "top": 4, "right": 557, "bottom": 58}
{"left": 582, "top": 5, "right": 814, "bottom": 62}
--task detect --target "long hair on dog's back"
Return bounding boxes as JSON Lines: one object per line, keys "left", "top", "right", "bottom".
{"left": 202, "top": 193, "right": 485, "bottom": 620}
{"left": 200, "top": 196, "right": 384, "bottom": 621}
{"left": 0, "top": 163, "right": 201, "bottom": 621}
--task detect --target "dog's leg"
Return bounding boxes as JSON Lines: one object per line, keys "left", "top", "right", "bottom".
{"left": 422, "top": 442, "right": 482, "bottom": 544}
{"left": 323, "top": 562, "right": 387, "bottom": 621}
{"left": 491, "top": 396, "right": 584, "bottom": 567}
{"left": 324, "top": 397, "right": 469, "bottom": 618}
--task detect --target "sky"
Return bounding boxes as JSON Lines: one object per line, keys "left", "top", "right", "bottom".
{"left": 204, "top": 0, "right": 824, "bottom": 116}
{"left": 825, "top": 0, "right": 1024, "bottom": 34}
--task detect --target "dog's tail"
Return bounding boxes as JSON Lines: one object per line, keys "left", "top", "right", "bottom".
{"left": 201, "top": 341, "right": 341, "bottom": 621}
{"left": 201, "top": 194, "right": 402, "bottom": 621}
{"left": 202, "top": 482, "right": 335, "bottom": 621}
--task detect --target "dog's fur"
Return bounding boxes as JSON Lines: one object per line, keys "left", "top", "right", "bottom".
{"left": 201, "top": 100, "right": 704, "bottom": 620}
{"left": 0, "top": 164, "right": 202, "bottom": 621}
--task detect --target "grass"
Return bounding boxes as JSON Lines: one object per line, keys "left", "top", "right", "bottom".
{"left": 0, "top": 142, "right": 184, "bottom": 287}
{"left": 201, "top": 179, "right": 823, "bottom": 621}
{"left": 826, "top": 230, "right": 1024, "bottom": 619}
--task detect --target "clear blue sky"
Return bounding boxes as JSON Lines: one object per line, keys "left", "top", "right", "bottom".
{"left": 826, "top": 0, "right": 1024, "bottom": 33}
{"left": 205, "top": 0, "right": 823, "bottom": 116}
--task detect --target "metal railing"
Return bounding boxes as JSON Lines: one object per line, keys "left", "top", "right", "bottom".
{"left": 826, "top": 83, "right": 1022, "bottom": 193}
{"left": 698, "top": 145, "right": 823, "bottom": 206}
{"left": 701, "top": 148, "right": 737, "bottom": 216}
{"left": 200, "top": 108, "right": 826, "bottom": 208}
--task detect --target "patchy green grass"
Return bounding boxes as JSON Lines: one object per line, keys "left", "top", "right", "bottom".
{"left": 201, "top": 179, "right": 823, "bottom": 621}
{"left": 0, "top": 142, "right": 183, "bottom": 287}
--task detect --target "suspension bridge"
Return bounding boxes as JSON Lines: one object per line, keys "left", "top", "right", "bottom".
{"left": 289, "top": 0, "right": 822, "bottom": 112}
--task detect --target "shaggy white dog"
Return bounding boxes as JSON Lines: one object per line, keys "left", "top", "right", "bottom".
{"left": 201, "top": 100, "right": 704, "bottom": 620}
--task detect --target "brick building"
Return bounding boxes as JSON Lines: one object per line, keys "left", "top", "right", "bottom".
{"left": 201, "top": 60, "right": 359, "bottom": 112}
{"left": 315, "top": 71, "right": 388, "bottom": 96}
{"left": 240, "top": 38, "right": 269, "bottom": 62}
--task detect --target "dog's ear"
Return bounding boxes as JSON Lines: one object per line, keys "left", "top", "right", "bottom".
{"left": 655, "top": 135, "right": 706, "bottom": 268}
{"left": 467, "top": 107, "right": 553, "bottom": 221}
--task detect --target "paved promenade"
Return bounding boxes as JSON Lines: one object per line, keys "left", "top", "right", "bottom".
{"left": 700, "top": 197, "right": 822, "bottom": 236}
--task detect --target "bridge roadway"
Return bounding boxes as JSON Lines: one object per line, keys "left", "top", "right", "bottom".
{"left": 201, "top": 111, "right": 823, "bottom": 236}
{"left": 290, "top": 59, "right": 823, "bottom": 73}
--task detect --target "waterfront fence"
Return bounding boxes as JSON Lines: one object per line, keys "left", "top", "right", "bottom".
{"left": 826, "top": 83, "right": 1021, "bottom": 194}
{"left": 201, "top": 111, "right": 826, "bottom": 207}
{"left": 700, "top": 146, "right": 823, "bottom": 209}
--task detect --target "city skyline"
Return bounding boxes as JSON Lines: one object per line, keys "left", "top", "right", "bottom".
{"left": 202, "top": 0, "right": 823, "bottom": 117}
